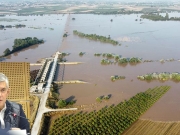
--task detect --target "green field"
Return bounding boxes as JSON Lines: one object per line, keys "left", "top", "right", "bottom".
{"left": 44, "top": 86, "right": 170, "bottom": 135}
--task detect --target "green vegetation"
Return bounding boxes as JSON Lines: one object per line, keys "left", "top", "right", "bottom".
{"left": 141, "top": 13, "right": 180, "bottom": 21}
{"left": 48, "top": 86, "right": 170, "bottom": 135}
{"left": 15, "top": 24, "right": 26, "bottom": 28}
{"left": 94, "top": 53, "right": 102, "bottom": 56}
{"left": 79, "top": 52, "right": 85, "bottom": 56}
{"left": 49, "top": 28, "right": 54, "bottom": 30}
{"left": 96, "top": 95, "right": 111, "bottom": 102}
{"left": 118, "top": 57, "right": 142, "bottom": 64}
{"left": 58, "top": 99, "right": 67, "bottom": 108}
{"left": 58, "top": 99, "right": 75, "bottom": 108}
{"left": 30, "top": 95, "right": 40, "bottom": 129}
{"left": 63, "top": 33, "right": 68, "bottom": 37}
{"left": 0, "top": 24, "right": 26, "bottom": 29}
{"left": 101, "top": 57, "right": 142, "bottom": 65}
{"left": 0, "top": 18, "right": 20, "bottom": 22}
{"left": 118, "top": 57, "right": 129, "bottom": 64}
{"left": 1, "top": 37, "right": 44, "bottom": 57}
{"left": 61, "top": 52, "right": 70, "bottom": 57}
{"left": 5, "top": 25, "right": 12, "bottom": 28}
{"left": 58, "top": 52, "right": 70, "bottom": 62}
{"left": 16, "top": 6, "right": 67, "bottom": 14}
{"left": 29, "top": 26, "right": 42, "bottom": 29}
{"left": 101, "top": 59, "right": 112, "bottom": 65}
{"left": 111, "top": 75, "right": 125, "bottom": 82}
{"left": 47, "top": 83, "right": 60, "bottom": 109}
{"left": 96, "top": 96, "right": 102, "bottom": 102}
{"left": 103, "top": 95, "right": 110, "bottom": 100}
{"left": 138, "top": 72, "right": 180, "bottom": 82}
{"left": 95, "top": 53, "right": 142, "bottom": 65}
{"left": 47, "top": 83, "right": 75, "bottom": 109}
{"left": 73, "top": 30, "right": 119, "bottom": 45}
{"left": 0, "top": 25, "right": 5, "bottom": 29}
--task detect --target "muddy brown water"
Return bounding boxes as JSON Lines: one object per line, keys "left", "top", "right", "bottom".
{"left": 1, "top": 14, "right": 180, "bottom": 121}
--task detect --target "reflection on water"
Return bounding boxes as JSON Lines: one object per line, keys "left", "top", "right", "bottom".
{"left": 8, "top": 44, "right": 41, "bottom": 58}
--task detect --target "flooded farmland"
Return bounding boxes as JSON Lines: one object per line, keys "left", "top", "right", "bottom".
{"left": 1, "top": 13, "right": 180, "bottom": 121}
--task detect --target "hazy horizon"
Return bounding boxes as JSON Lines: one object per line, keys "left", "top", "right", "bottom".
{"left": 0, "top": 0, "right": 180, "bottom": 3}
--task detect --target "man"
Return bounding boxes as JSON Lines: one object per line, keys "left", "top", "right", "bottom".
{"left": 0, "top": 73, "right": 30, "bottom": 133}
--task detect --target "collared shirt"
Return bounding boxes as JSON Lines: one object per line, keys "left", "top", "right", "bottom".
{"left": 0, "top": 104, "right": 6, "bottom": 129}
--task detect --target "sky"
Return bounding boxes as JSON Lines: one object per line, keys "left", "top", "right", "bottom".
{"left": 0, "top": 0, "right": 180, "bottom": 3}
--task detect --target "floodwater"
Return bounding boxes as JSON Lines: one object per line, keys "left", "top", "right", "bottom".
{"left": 0, "top": 14, "right": 68, "bottom": 62}
{"left": 1, "top": 13, "right": 180, "bottom": 121}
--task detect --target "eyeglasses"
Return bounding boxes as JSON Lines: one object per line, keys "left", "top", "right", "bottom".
{"left": 0, "top": 88, "right": 8, "bottom": 93}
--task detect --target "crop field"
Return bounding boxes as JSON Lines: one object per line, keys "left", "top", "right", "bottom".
{"left": 47, "top": 86, "right": 170, "bottom": 135}
{"left": 123, "top": 119, "right": 180, "bottom": 135}
{"left": 16, "top": 6, "right": 67, "bottom": 14}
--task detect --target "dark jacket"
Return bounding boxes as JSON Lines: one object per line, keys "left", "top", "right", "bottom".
{"left": 2, "top": 100, "right": 30, "bottom": 133}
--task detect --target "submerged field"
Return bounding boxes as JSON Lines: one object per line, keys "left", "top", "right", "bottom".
{"left": 58, "top": 13, "right": 180, "bottom": 121}
{"left": 45, "top": 86, "right": 170, "bottom": 135}
{"left": 1, "top": 12, "right": 180, "bottom": 134}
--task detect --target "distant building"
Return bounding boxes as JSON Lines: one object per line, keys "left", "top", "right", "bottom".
{"left": 0, "top": 62, "right": 30, "bottom": 119}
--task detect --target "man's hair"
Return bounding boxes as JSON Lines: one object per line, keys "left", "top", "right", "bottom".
{"left": 0, "top": 73, "right": 9, "bottom": 88}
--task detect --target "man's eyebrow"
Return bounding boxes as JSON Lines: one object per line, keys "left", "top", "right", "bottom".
{"left": 0, "top": 88, "right": 6, "bottom": 89}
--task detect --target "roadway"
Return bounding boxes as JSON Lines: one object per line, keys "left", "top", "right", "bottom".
{"left": 31, "top": 52, "right": 77, "bottom": 135}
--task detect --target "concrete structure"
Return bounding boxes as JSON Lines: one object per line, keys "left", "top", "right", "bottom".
{"left": 31, "top": 52, "right": 78, "bottom": 135}
{"left": 40, "top": 60, "right": 52, "bottom": 83}
{"left": 0, "top": 62, "right": 30, "bottom": 119}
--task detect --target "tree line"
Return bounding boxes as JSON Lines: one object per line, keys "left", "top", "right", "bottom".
{"left": 2, "top": 37, "right": 44, "bottom": 57}
{"left": 141, "top": 13, "right": 180, "bottom": 21}
{"left": 0, "top": 24, "right": 26, "bottom": 29}
{"left": 73, "top": 30, "right": 119, "bottom": 45}
{"left": 137, "top": 72, "right": 180, "bottom": 82}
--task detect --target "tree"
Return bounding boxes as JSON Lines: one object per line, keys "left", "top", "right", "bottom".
{"left": 63, "top": 33, "right": 68, "bottom": 37}
{"left": 165, "top": 13, "right": 169, "bottom": 20}
{"left": 58, "top": 99, "right": 67, "bottom": 108}
{"left": 3, "top": 48, "right": 11, "bottom": 56}
{"left": 52, "top": 92, "right": 59, "bottom": 100}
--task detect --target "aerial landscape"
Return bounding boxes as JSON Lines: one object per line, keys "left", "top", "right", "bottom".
{"left": 1, "top": 0, "right": 180, "bottom": 134}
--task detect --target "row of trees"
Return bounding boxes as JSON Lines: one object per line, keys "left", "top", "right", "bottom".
{"left": 94, "top": 53, "right": 142, "bottom": 65}
{"left": 2, "top": 37, "right": 44, "bottom": 57}
{"left": 0, "top": 24, "right": 26, "bottom": 29}
{"left": 141, "top": 13, "right": 180, "bottom": 21}
{"left": 73, "top": 30, "right": 119, "bottom": 45}
{"left": 137, "top": 72, "right": 180, "bottom": 82}
{"left": 48, "top": 86, "right": 170, "bottom": 135}
{"left": 101, "top": 57, "right": 142, "bottom": 65}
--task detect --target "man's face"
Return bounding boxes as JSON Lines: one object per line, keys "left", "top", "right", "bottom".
{"left": 0, "top": 81, "right": 10, "bottom": 110}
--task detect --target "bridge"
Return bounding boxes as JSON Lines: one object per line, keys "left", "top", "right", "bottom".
{"left": 30, "top": 62, "right": 83, "bottom": 66}
{"left": 31, "top": 52, "right": 78, "bottom": 135}
{"left": 54, "top": 80, "right": 88, "bottom": 84}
